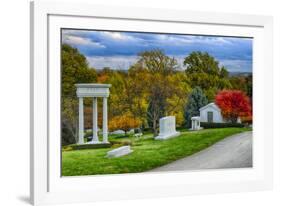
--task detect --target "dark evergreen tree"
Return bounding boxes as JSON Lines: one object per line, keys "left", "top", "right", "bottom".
{"left": 184, "top": 86, "right": 208, "bottom": 128}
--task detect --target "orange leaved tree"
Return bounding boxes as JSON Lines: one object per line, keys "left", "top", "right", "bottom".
{"left": 108, "top": 113, "right": 141, "bottom": 134}
{"left": 215, "top": 90, "right": 252, "bottom": 123}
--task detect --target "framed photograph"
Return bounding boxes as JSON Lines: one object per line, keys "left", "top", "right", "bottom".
{"left": 30, "top": 1, "right": 273, "bottom": 205}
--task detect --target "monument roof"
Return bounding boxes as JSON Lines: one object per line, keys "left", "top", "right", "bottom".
{"left": 191, "top": 116, "right": 200, "bottom": 120}
{"left": 75, "top": 83, "right": 111, "bottom": 88}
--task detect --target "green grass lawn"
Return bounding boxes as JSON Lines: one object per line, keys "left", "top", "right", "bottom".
{"left": 62, "top": 127, "right": 251, "bottom": 176}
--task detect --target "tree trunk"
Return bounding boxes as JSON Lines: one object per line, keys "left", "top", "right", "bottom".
{"left": 230, "top": 114, "right": 238, "bottom": 123}
{"left": 153, "top": 118, "right": 157, "bottom": 137}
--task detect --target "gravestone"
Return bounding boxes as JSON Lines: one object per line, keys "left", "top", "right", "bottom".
{"left": 106, "top": 146, "right": 133, "bottom": 158}
{"left": 110, "top": 130, "right": 125, "bottom": 135}
{"left": 155, "top": 116, "right": 180, "bottom": 140}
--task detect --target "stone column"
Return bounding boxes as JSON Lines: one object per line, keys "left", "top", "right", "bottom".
{"left": 102, "top": 97, "right": 108, "bottom": 143}
{"left": 192, "top": 120, "right": 194, "bottom": 130}
{"left": 78, "top": 97, "right": 84, "bottom": 144}
{"left": 92, "top": 97, "right": 99, "bottom": 143}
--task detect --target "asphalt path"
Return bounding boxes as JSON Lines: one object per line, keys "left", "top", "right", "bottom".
{"left": 150, "top": 131, "right": 252, "bottom": 172}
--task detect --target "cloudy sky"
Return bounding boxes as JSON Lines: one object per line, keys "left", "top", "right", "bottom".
{"left": 62, "top": 29, "right": 253, "bottom": 73}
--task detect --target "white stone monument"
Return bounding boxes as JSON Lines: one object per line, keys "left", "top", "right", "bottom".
{"left": 155, "top": 116, "right": 180, "bottom": 140}
{"left": 76, "top": 83, "right": 111, "bottom": 144}
{"left": 190, "top": 116, "right": 202, "bottom": 131}
{"left": 106, "top": 146, "right": 133, "bottom": 158}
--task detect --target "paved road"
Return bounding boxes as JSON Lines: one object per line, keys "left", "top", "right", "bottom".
{"left": 150, "top": 131, "right": 252, "bottom": 172}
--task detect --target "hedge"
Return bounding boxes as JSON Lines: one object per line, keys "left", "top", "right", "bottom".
{"left": 200, "top": 122, "right": 244, "bottom": 128}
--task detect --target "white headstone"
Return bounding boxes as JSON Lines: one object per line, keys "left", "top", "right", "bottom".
{"left": 155, "top": 116, "right": 180, "bottom": 140}
{"left": 106, "top": 146, "right": 133, "bottom": 158}
{"left": 110, "top": 130, "right": 125, "bottom": 135}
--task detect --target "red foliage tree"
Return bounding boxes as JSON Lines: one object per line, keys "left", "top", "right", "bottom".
{"left": 215, "top": 90, "right": 252, "bottom": 123}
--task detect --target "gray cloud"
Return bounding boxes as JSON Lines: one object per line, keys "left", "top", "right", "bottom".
{"left": 62, "top": 29, "right": 252, "bottom": 72}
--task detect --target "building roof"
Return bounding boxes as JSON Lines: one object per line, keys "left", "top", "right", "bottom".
{"left": 199, "top": 102, "right": 221, "bottom": 112}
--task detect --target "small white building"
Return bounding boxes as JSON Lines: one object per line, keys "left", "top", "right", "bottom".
{"left": 199, "top": 102, "right": 241, "bottom": 123}
{"left": 200, "top": 103, "right": 224, "bottom": 123}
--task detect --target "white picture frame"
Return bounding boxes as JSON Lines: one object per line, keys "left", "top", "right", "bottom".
{"left": 30, "top": 1, "right": 273, "bottom": 205}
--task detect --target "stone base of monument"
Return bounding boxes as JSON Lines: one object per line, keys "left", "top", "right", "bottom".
{"left": 106, "top": 146, "right": 133, "bottom": 158}
{"left": 86, "top": 140, "right": 110, "bottom": 144}
{"left": 72, "top": 143, "right": 111, "bottom": 150}
{"left": 155, "top": 116, "right": 180, "bottom": 140}
{"left": 155, "top": 131, "right": 180, "bottom": 140}
{"left": 189, "top": 127, "right": 203, "bottom": 131}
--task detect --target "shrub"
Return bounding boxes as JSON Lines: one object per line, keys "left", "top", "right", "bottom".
{"left": 142, "top": 128, "right": 153, "bottom": 134}
{"left": 241, "top": 116, "right": 253, "bottom": 125}
{"left": 61, "top": 117, "right": 77, "bottom": 146}
{"left": 62, "top": 146, "right": 73, "bottom": 152}
{"left": 200, "top": 122, "right": 244, "bottom": 128}
{"left": 109, "top": 140, "right": 132, "bottom": 146}
{"left": 84, "top": 131, "right": 92, "bottom": 139}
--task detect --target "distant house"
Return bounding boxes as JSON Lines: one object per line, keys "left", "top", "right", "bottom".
{"left": 199, "top": 102, "right": 241, "bottom": 123}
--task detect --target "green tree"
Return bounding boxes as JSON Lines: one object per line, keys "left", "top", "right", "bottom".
{"left": 62, "top": 44, "right": 97, "bottom": 96}
{"left": 183, "top": 51, "right": 231, "bottom": 101}
{"left": 184, "top": 86, "right": 208, "bottom": 128}
{"left": 184, "top": 51, "right": 227, "bottom": 76}
{"left": 229, "top": 74, "right": 252, "bottom": 100}
{"left": 245, "top": 74, "right": 252, "bottom": 99}
{"left": 137, "top": 49, "right": 178, "bottom": 75}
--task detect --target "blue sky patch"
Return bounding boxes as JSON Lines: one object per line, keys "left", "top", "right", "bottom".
{"left": 62, "top": 29, "right": 253, "bottom": 73}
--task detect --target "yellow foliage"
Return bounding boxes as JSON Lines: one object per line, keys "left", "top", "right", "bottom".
{"left": 109, "top": 113, "right": 141, "bottom": 133}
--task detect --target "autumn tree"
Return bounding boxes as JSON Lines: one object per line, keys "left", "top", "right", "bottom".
{"left": 125, "top": 69, "right": 150, "bottom": 126}
{"left": 132, "top": 49, "right": 182, "bottom": 136}
{"left": 165, "top": 72, "right": 191, "bottom": 126}
{"left": 184, "top": 87, "right": 208, "bottom": 127}
{"left": 108, "top": 113, "right": 141, "bottom": 134}
{"left": 215, "top": 90, "right": 252, "bottom": 123}
{"left": 61, "top": 44, "right": 97, "bottom": 145}
{"left": 146, "top": 72, "right": 190, "bottom": 129}
{"left": 184, "top": 51, "right": 231, "bottom": 101}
